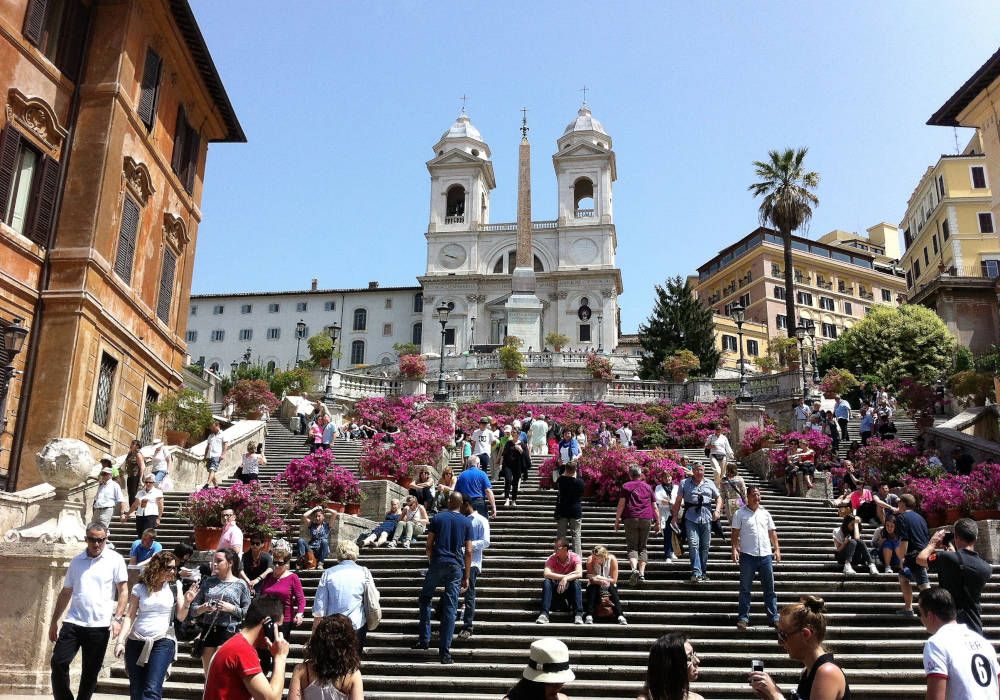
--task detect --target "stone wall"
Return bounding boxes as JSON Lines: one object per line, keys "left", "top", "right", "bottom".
{"left": 359, "top": 479, "right": 410, "bottom": 521}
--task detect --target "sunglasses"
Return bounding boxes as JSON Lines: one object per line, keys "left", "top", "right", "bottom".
{"left": 86, "top": 536, "right": 107, "bottom": 544}
{"left": 687, "top": 651, "right": 700, "bottom": 665}
{"left": 273, "top": 559, "right": 289, "bottom": 566}
{"left": 222, "top": 512, "right": 235, "bottom": 518}
{"left": 776, "top": 627, "right": 803, "bottom": 643}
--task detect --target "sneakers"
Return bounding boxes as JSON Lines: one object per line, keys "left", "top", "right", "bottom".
{"left": 440, "top": 652, "right": 454, "bottom": 665}
{"left": 868, "top": 563, "right": 879, "bottom": 575}
{"left": 884, "top": 564, "right": 894, "bottom": 574}
{"left": 895, "top": 608, "right": 916, "bottom": 617}
{"left": 629, "top": 570, "right": 640, "bottom": 586}
{"left": 584, "top": 615, "right": 594, "bottom": 624}
{"left": 689, "top": 575, "right": 700, "bottom": 584}
{"left": 842, "top": 563, "right": 856, "bottom": 575}
{"left": 504, "top": 499, "right": 510, "bottom": 507}
{"left": 737, "top": 619, "right": 749, "bottom": 631}
{"left": 665, "top": 554, "right": 676, "bottom": 563}
{"left": 698, "top": 575, "right": 711, "bottom": 583}
{"left": 536, "top": 613, "right": 549, "bottom": 624}
{"left": 410, "top": 641, "right": 429, "bottom": 650}
{"left": 638, "top": 573, "right": 646, "bottom": 584}
{"left": 458, "top": 629, "right": 473, "bottom": 641}
{"left": 617, "top": 615, "right": 628, "bottom": 625}
{"left": 387, "top": 541, "right": 397, "bottom": 548}
{"left": 573, "top": 615, "right": 584, "bottom": 625}
{"left": 511, "top": 500, "right": 517, "bottom": 507}
{"left": 403, "top": 540, "right": 411, "bottom": 549}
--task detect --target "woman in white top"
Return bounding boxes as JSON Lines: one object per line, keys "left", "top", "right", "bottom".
{"left": 238, "top": 441, "right": 262, "bottom": 484}
{"left": 288, "top": 614, "right": 363, "bottom": 700}
{"left": 390, "top": 496, "right": 428, "bottom": 548}
{"left": 124, "top": 474, "right": 164, "bottom": 538}
{"left": 704, "top": 425, "right": 735, "bottom": 488}
{"left": 146, "top": 440, "right": 172, "bottom": 486}
{"left": 583, "top": 545, "right": 627, "bottom": 625}
{"left": 114, "top": 551, "right": 184, "bottom": 700}
{"left": 654, "top": 471, "right": 680, "bottom": 562}
{"left": 575, "top": 425, "right": 588, "bottom": 452}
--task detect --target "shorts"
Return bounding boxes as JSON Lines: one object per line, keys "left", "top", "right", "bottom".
{"left": 624, "top": 518, "right": 651, "bottom": 562}
{"left": 200, "top": 620, "right": 238, "bottom": 648}
{"left": 900, "top": 557, "right": 929, "bottom": 586}
{"left": 206, "top": 457, "right": 221, "bottom": 473}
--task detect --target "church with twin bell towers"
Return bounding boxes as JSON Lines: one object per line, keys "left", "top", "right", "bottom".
{"left": 418, "top": 103, "right": 624, "bottom": 354}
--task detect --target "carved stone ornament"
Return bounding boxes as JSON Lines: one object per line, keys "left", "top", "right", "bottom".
{"left": 5, "top": 88, "right": 67, "bottom": 158}
{"left": 163, "top": 212, "right": 189, "bottom": 251}
{"left": 422, "top": 295, "right": 435, "bottom": 304}
{"left": 600, "top": 288, "right": 615, "bottom": 298}
{"left": 557, "top": 291, "right": 569, "bottom": 300}
{"left": 123, "top": 155, "right": 156, "bottom": 205}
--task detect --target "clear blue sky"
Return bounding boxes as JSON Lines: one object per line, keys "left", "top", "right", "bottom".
{"left": 190, "top": 1, "right": 1000, "bottom": 333}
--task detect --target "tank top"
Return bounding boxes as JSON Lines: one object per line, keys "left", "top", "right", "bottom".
{"left": 148, "top": 447, "right": 168, "bottom": 474}
{"left": 302, "top": 665, "right": 349, "bottom": 700}
{"left": 241, "top": 453, "right": 260, "bottom": 475}
{"left": 794, "top": 653, "right": 851, "bottom": 700}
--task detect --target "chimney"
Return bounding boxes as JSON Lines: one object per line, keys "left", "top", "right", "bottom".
{"left": 310, "top": 278, "right": 318, "bottom": 291}
{"left": 368, "top": 281, "right": 379, "bottom": 289}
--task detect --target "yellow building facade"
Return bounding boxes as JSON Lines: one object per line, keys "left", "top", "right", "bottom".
{"left": 693, "top": 226, "right": 907, "bottom": 370}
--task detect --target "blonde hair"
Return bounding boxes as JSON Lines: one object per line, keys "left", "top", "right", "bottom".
{"left": 591, "top": 545, "right": 609, "bottom": 559}
{"left": 334, "top": 540, "right": 359, "bottom": 561}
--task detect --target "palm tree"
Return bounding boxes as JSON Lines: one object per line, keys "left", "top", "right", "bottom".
{"left": 749, "top": 148, "right": 820, "bottom": 338}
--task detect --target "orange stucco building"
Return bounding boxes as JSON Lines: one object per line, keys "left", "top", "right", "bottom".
{"left": 0, "top": 0, "right": 243, "bottom": 488}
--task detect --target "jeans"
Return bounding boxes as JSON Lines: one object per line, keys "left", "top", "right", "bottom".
{"left": 663, "top": 521, "right": 676, "bottom": 558}
{"left": 738, "top": 553, "right": 778, "bottom": 623}
{"left": 837, "top": 417, "right": 849, "bottom": 441}
{"left": 477, "top": 453, "right": 490, "bottom": 471}
{"left": 409, "top": 486, "right": 434, "bottom": 507}
{"left": 686, "top": 519, "right": 712, "bottom": 577}
{"left": 298, "top": 537, "right": 330, "bottom": 563}
{"left": 152, "top": 470, "right": 167, "bottom": 485}
{"left": 540, "top": 578, "right": 583, "bottom": 617}
{"left": 393, "top": 520, "right": 425, "bottom": 543}
{"left": 124, "top": 637, "right": 176, "bottom": 700}
{"left": 462, "top": 566, "right": 480, "bottom": 631}
{"left": 418, "top": 562, "right": 462, "bottom": 654}
{"left": 136, "top": 514, "right": 158, "bottom": 538}
{"left": 469, "top": 497, "right": 488, "bottom": 519}
{"left": 501, "top": 465, "right": 521, "bottom": 500}
{"left": 51, "top": 622, "right": 110, "bottom": 700}
{"left": 556, "top": 517, "right": 582, "bottom": 554}
{"left": 836, "top": 538, "right": 873, "bottom": 568}
{"left": 584, "top": 583, "right": 622, "bottom": 618}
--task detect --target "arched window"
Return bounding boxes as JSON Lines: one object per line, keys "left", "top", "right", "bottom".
{"left": 353, "top": 308, "right": 367, "bottom": 331}
{"left": 445, "top": 185, "right": 465, "bottom": 221}
{"left": 350, "top": 340, "right": 365, "bottom": 365}
{"left": 574, "top": 177, "right": 594, "bottom": 217}
{"left": 412, "top": 322, "right": 422, "bottom": 345}
{"left": 491, "top": 251, "right": 545, "bottom": 274}
{"left": 266, "top": 360, "right": 276, "bottom": 372}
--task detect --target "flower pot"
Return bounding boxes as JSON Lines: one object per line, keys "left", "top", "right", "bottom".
{"left": 945, "top": 507, "right": 963, "bottom": 524}
{"left": 925, "top": 511, "right": 944, "bottom": 528}
{"left": 325, "top": 501, "right": 345, "bottom": 513}
{"left": 246, "top": 410, "right": 263, "bottom": 420}
{"left": 319, "top": 358, "right": 331, "bottom": 368}
{"left": 505, "top": 370, "right": 518, "bottom": 379}
{"left": 194, "top": 526, "right": 223, "bottom": 551}
{"left": 165, "top": 429, "right": 190, "bottom": 447}
{"left": 397, "top": 476, "right": 414, "bottom": 489}
{"left": 971, "top": 509, "right": 1000, "bottom": 521}
{"left": 242, "top": 536, "right": 272, "bottom": 553}
{"left": 345, "top": 503, "right": 361, "bottom": 515}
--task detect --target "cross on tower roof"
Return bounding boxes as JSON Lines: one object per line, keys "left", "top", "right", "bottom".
{"left": 459, "top": 94, "right": 468, "bottom": 114}
{"left": 580, "top": 85, "right": 589, "bottom": 106}
{"left": 520, "top": 107, "right": 529, "bottom": 138}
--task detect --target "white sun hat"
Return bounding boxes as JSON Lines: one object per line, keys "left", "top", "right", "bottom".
{"left": 521, "top": 638, "right": 575, "bottom": 684}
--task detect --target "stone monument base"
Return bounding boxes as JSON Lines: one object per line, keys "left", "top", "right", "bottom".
{"left": 504, "top": 293, "right": 543, "bottom": 350}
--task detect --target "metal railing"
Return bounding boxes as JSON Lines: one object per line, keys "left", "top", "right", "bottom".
{"left": 444, "top": 215, "right": 465, "bottom": 224}
{"left": 480, "top": 220, "right": 559, "bottom": 232}
{"left": 574, "top": 208, "right": 595, "bottom": 218}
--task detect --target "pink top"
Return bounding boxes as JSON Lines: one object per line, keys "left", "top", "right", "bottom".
{"left": 260, "top": 571, "right": 306, "bottom": 622}
{"left": 621, "top": 479, "right": 657, "bottom": 520}
{"left": 310, "top": 423, "right": 323, "bottom": 444}
{"left": 545, "top": 552, "right": 581, "bottom": 576}
{"left": 218, "top": 523, "right": 243, "bottom": 552}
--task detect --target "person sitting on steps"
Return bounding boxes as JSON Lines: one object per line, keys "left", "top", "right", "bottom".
{"left": 391, "top": 495, "right": 429, "bottom": 549}
{"left": 832, "top": 514, "right": 879, "bottom": 575}
{"left": 361, "top": 499, "right": 402, "bottom": 548}
{"left": 536, "top": 536, "right": 584, "bottom": 625}
{"left": 297, "top": 508, "right": 331, "bottom": 570}
{"left": 583, "top": 545, "right": 627, "bottom": 625}
{"left": 783, "top": 438, "right": 815, "bottom": 496}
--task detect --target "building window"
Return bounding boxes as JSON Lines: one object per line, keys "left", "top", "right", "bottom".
{"left": 739, "top": 292, "right": 750, "bottom": 308}
{"left": 266, "top": 328, "right": 280, "bottom": 340}
{"left": 210, "top": 329, "right": 224, "bottom": 342}
{"left": 979, "top": 213, "right": 995, "bottom": 234}
{"left": 383, "top": 323, "right": 392, "bottom": 336}
{"left": 92, "top": 352, "right": 117, "bottom": 429}
{"left": 413, "top": 293, "right": 423, "bottom": 313}
{"left": 113, "top": 195, "right": 140, "bottom": 284}
{"left": 239, "top": 329, "right": 252, "bottom": 341}
{"left": 140, "top": 386, "right": 159, "bottom": 446}
{"left": 268, "top": 303, "right": 280, "bottom": 313}
{"left": 937, "top": 174, "right": 945, "bottom": 198}
{"left": 296, "top": 302, "right": 308, "bottom": 312}
{"left": 821, "top": 323, "right": 838, "bottom": 339}
{"left": 186, "top": 330, "right": 197, "bottom": 342}
{"left": 776, "top": 314, "right": 788, "bottom": 330}
{"left": 903, "top": 228, "right": 912, "bottom": 249}
{"left": 171, "top": 106, "right": 200, "bottom": 193}
{"left": 22, "top": 0, "right": 89, "bottom": 79}
{"left": 412, "top": 322, "right": 422, "bottom": 345}
{"left": 844, "top": 302, "right": 853, "bottom": 315}
{"left": 722, "top": 335, "right": 738, "bottom": 352}
{"left": 213, "top": 305, "right": 224, "bottom": 315}
{"left": 942, "top": 219, "right": 950, "bottom": 240}
{"left": 746, "top": 340, "right": 759, "bottom": 356}
{"left": 982, "top": 260, "right": 1000, "bottom": 278}
{"left": 324, "top": 301, "right": 336, "bottom": 311}
{"left": 384, "top": 298, "right": 392, "bottom": 309}
{"left": 190, "top": 306, "right": 197, "bottom": 316}
{"left": 137, "top": 48, "right": 163, "bottom": 130}
{"left": 156, "top": 249, "right": 176, "bottom": 323}
{"left": 819, "top": 297, "right": 834, "bottom": 311}
{"left": 796, "top": 291, "right": 813, "bottom": 306}
{"left": 971, "top": 166, "right": 987, "bottom": 189}
{"left": 881, "top": 288, "right": 892, "bottom": 302}
{"left": 444, "top": 328, "right": 456, "bottom": 346}
{"left": 932, "top": 234, "right": 939, "bottom": 254}
{"left": 579, "top": 324, "right": 591, "bottom": 342}
{"left": 914, "top": 260, "right": 921, "bottom": 278}
{"left": 241, "top": 304, "right": 252, "bottom": 314}
{"left": 353, "top": 308, "right": 367, "bottom": 331}
{"left": 923, "top": 247, "right": 929, "bottom": 266}
{"left": 905, "top": 270, "right": 913, "bottom": 288}
{"left": 350, "top": 340, "right": 365, "bottom": 365}
{"left": 773, "top": 286, "right": 785, "bottom": 300}
{"left": 0, "top": 126, "right": 58, "bottom": 246}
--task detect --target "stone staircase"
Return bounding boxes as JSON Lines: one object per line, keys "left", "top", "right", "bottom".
{"left": 98, "top": 418, "right": 1000, "bottom": 699}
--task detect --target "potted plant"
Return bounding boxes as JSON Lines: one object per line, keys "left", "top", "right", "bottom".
{"left": 544, "top": 332, "right": 569, "bottom": 352}
{"left": 279, "top": 450, "right": 360, "bottom": 512}
{"left": 498, "top": 336, "right": 525, "bottom": 378}
{"left": 898, "top": 378, "right": 938, "bottom": 432}
{"left": 344, "top": 482, "right": 364, "bottom": 515}
{"left": 660, "top": 349, "right": 700, "bottom": 382}
{"left": 270, "top": 367, "right": 313, "bottom": 397}
{"left": 225, "top": 379, "right": 279, "bottom": 420}
{"left": 307, "top": 332, "right": 336, "bottom": 368}
{"left": 150, "top": 387, "right": 214, "bottom": 447}
{"left": 585, "top": 352, "right": 614, "bottom": 381}
{"left": 224, "top": 480, "right": 288, "bottom": 549}
{"left": 177, "top": 487, "right": 226, "bottom": 550}
{"left": 818, "top": 368, "right": 859, "bottom": 399}
{"left": 399, "top": 354, "right": 428, "bottom": 396}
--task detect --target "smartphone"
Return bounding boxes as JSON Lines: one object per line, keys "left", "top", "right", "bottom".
{"left": 752, "top": 659, "right": 764, "bottom": 673}
{"left": 261, "top": 618, "right": 276, "bottom": 643}
{"left": 942, "top": 531, "right": 955, "bottom": 547}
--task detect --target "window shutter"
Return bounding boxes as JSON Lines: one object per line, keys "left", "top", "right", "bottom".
{"left": 0, "top": 125, "right": 23, "bottom": 221}
{"left": 22, "top": 0, "right": 48, "bottom": 46}
{"left": 171, "top": 106, "right": 187, "bottom": 176}
{"left": 137, "top": 49, "right": 162, "bottom": 129}
{"left": 56, "top": 0, "right": 89, "bottom": 80}
{"left": 26, "top": 155, "right": 59, "bottom": 246}
{"left": 114, "top": 196, "right": 140, "bottom": 284}
{"left": 183, "top": 126, "right": 200, "bottom": 193}
{"left": 156, "top": 248, "right": 176, "bottom": 323}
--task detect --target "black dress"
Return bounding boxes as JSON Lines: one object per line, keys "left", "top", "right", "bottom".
{"left": 793, "top": 652, "right": 851, "bottom": 700}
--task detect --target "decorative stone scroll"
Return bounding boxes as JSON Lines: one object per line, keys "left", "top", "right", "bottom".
{"left": 5, "top": 89, "right": 67, "bottom": 159}
{"left": 123, "top": 155, "right": 156, "bottom": 205}
{"left": 163, "top": 212, "right": 189, "bottom": 252}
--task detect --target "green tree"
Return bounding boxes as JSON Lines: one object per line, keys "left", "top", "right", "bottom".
{"left": 749, "top": 148, "right": 820, "bottom": 337}
{"left": 638, "top": 276, "right": 720, "bottom": 379}
{"left": 817, "top": 305, "right": 956, "bottom": 387}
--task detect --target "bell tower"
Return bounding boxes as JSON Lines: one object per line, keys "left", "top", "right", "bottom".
{"left": 426, "top": 112, "right": 495, "bottom": 232}
{"left": 553, "top": 104, "right": 616, "bottom": 226}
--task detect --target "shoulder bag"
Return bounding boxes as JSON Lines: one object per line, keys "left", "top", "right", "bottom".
{"left": 362, "top": 566, "right": 382, "bottom": 631}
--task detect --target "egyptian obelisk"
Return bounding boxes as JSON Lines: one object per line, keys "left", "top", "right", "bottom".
{"left": 504, "top": 111, "right": 543, "bottom": 349}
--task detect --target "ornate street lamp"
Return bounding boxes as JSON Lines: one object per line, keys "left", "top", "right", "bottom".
{"left": 729, "top": 302, "right": 752, "bottom": 404}
{"left": 0, "top": 317, "right": 29, "bottom": 435}
{"left": 469, "top": 316, "right": 476, "bottom": 353}
{"left": 794, "top": 323, "right": 808, "bottom": 399}
{"left": 433, "top": 302, "right": 451, "bottom": 401}
{"left": 324, "top": 323, "right": 340, "bottom": 397}
{"left": 230, "top": 359, "right": 239, "bottom": 376}
{"left": 805, "top": 321, "right": 820, "bottom": 386}
{"left": 294, "top": 319, "right": 307, "bottom": 366}
{"left": 597, "top": 314, "right": 603, "bottom": 352}
{"left": 242, "top": 346, "right": 252, "bottom": 366}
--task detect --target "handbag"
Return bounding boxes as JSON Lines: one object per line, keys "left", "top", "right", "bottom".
{"left": 362, "top": 566, "right": 382, "bottom": 631}
{"left": 299, "top": 548, "right": 318, "bottom": 570}
{"left": 190, "top": 606, "right": 221, "bottom": 659}
{"left": 595, "top": 593, "right": 615, "bottom": 619}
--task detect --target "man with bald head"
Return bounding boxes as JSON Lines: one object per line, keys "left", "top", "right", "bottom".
{"left": 411, "top": 490, "right": 472, "bottom": 665}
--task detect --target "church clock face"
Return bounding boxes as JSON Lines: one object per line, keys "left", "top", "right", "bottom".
{"left": 438, "top": 244, "right": 467, "bottom": 269}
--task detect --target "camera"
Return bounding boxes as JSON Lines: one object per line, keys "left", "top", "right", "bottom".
{"left": 752, "top": 659, "right": 764, "bottom": 673}
{"left": 942, "top": 531, "right": 955, "bottom": 547}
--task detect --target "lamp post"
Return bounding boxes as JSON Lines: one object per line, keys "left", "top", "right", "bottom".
{"left": 806, "top": 321, "right": 820, "bottom": 386}
{"left": 794, "top": 323, "right": 808, "bottom": 399}
{"left": 729, "top": 302, "right": 752, "bottom": 404}
{"left": 0, "top": 317, "right": 29, "bottom": 436}
{"left": 469, "top": 316, "right": 476, "bottom": 353}
{"left": 324, "top": 323, "right": 340, "bottom": 397}
{"left": 230, "top": 359, "right": 239, "bottom": 376}
{"left": 242, "top": 346, "right": 252, "bottom": 366}
{"left": 597, "top": 314, "right": 603, "bottom": 352}
{"left": 294, "top": 319, "right": 307, "bottom": 366}
{"left": 433, "top": 302, "right": 451, "bottom": 401}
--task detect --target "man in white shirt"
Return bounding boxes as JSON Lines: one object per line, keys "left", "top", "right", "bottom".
{"left": 730, "top": 486, "right": 781, "bottom": 631}
{"left": 793, "top": 398, "right": 810, "bottom": 432}
{"left": 471, "top": 416, "right": 498, "bottom": 472}
{"left": 146, "top": 439, "right": 172, "bottom": 485}
{"left": 919, "top": 586, "right": 999, "bottom": 700}
{"left": 91, "top": 461, "right": 125, "bottom": 534}
{"left": 50, "top": 522, "right": 128, "bottom": 700}
{"left": 204, "top": 420, "right": 226, "bottom": 488}
{"left": 458, "top": 493, "right": 491, "bottom": 640}
{"left": 616, "top": 422, "right": 633, "bottom": 448}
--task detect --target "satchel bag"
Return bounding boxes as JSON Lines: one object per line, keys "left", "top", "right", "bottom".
{"left": 595, "top": 593, "right": 615, "bottom": 619}
{"left": 362, "top": 566, "right": 382, "bottom": 631}
{"left": 299, "top": 548, "right": 318, "bottom": 571}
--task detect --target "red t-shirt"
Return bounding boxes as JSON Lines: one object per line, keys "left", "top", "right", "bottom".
{"left": 203, "top": 633, "right": 262, "bottom": 700}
